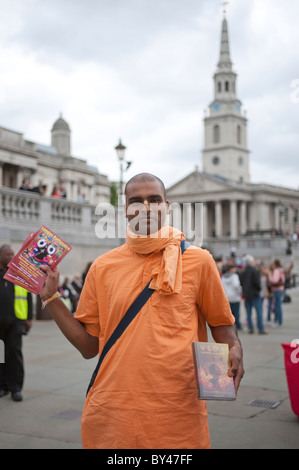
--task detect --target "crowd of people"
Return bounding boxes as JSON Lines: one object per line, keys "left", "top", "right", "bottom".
{"left": 19, "top": 178, "right": 88, "bottom": 202}
{"left": 56, "top": 262, "right": 92, "bottom": 314}
{"left": 19, "top": 178, "right": 67, "bottom": 199}
{"left": 217, "top": 252, "right": 294, "bottom": 334}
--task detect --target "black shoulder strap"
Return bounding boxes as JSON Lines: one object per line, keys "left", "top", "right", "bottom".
{"left": 86, "top": 239, "right": 190, "bottom": 395}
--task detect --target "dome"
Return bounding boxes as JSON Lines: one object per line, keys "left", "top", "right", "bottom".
{"left": 51, "top": 114, "right": 71, "bottom": 133}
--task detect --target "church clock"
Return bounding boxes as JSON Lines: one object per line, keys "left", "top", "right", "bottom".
{"left": 212, "top": 101, "right": 221, "bottom": 111}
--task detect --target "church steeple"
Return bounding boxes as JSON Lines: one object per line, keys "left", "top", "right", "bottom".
{"left": 213, "top": 13, "right": 237, "bottom": 104}
{"left": 201, "top": 11, "right": 250, "bottom": 183}
{"left": 217, "top": 15, "right": 233, "bottom": 72}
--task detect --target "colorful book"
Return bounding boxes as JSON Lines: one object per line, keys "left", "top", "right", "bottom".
{"left": 4, "top": 226, "right": 71, "bottom": 295}
{"left": 192, "top": 342, "right": 236, "bottom": 401}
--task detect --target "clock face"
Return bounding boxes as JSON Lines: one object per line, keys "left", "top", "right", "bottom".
{"left": 213, "top": 156, "right": 220, "bottom": 165}
{"left": 212, "top": 101, "right": 221, "bottom": 112}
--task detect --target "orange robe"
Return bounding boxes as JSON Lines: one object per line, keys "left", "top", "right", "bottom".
{"left": 75, "top": 244, "right": 234, "bottom": 449}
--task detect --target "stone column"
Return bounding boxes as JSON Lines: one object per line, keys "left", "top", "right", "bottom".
{"left": 258, "top": 202, "right": 271, "bottom": 231}
{"left": 202, "top": 201, "right": 209, "bottom": 242}
{"left": 215, "top": 201, "right": 223, "bottom": 237}
{"left": 240, "top": 201, "right": 247, "bottom": 235}
{"left": 230, "top": 200, "right": 238, "bottom": 238}
{"left": 72, "top": 182, "right": 78, "bottom": 201}
{"left": 17, "top": 168, "right": 25, "bottom": 188}
{"left": 194, "top": 202, "right": 204, "bottom": 247}
{"left": 289, "top": 206, "right": 295, "bottom": 233}
{"left": 183, "top": 203, "right": 193, "bottom": 239}
{"left": 274, "top": 205, "right": 280, "bottom": 232}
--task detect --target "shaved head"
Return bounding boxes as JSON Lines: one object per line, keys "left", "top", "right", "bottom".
{"left": 125, "top": 173, "right": 166, "bottom": 199}
{"left": 124, "top": 173, "right": 169, "bottom": 235}
{"left": 0, "top": 244, "right": 14, "bottom": 269}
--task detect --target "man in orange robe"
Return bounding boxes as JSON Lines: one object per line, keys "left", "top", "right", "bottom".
{"left": 40, "top": 173, "right": 244, "bottom": 449}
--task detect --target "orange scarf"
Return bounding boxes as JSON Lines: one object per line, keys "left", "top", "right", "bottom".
{"left": 126, "top": 225, "right": 186, "bottom": 294}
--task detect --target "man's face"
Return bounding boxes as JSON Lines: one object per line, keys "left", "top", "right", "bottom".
{"left": 0, "top": 246, "right": 14, "bottom": 269}
{"left": 125, "top": 180, "right": 169, "bottom": 235}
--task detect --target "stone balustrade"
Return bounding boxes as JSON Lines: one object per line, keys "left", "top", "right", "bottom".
{"left": 0, "top": 187, "right": 120, "bottom": 275}
{"left": 1, "top": 186, "right": 298, "bottom": 276}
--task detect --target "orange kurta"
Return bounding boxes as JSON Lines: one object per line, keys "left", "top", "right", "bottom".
{"left": 75, "top": 243, "right": 234, "bottom": 449}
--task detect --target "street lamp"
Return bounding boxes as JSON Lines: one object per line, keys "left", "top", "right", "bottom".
{"left": 115, "top": 139, "right": 131, "bottom": 196}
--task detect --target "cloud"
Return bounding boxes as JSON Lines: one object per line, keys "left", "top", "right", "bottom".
{"left": 0, "top": 0, "right": 298, "bottom": 190}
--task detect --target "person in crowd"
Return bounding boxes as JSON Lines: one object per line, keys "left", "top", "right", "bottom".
{"left": 31, "top": 184, "right": 48, "bottom": 195}
{"left": 82, "top": 262, "right": 92, "bottom": 285}
{"left": 51, "top": 185, "right": 60, "bottom": 198}
{"left": 259, "top": 264, "right": 274, "bottom": 324}
{"left": 214, "top": 256, "right": 224, "bottom": 276}
{"left": 58, "top": 184, "right": 67, "bottom": 198}
{"left": 221, "top": 263, "right": 242, "bottom": 330}
{"left": 268, "top": 259, "right": 285, "bottom": 326}
{"left": 77, "top": 192, "right": 87, "bottom": 203}
{"left": 0, "top": 245, "right": 33, "bottom": 402}
{"left": 38, "top": 172, "right": 244, "bottom": 449}
{"left": 72, "top": 274, "right": 83, "bottom": 296}
{"left": 19, "top": 178, "right": 32, "bottom": 191}
{"left": 62, "top": 277, "right": 78, "bottom": 314}
{"left": 239, "top": 255, "right": 267, "bottom": 334}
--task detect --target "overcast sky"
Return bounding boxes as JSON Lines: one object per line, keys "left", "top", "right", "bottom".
{"left": 0, "top": 0, "right": 298, "bottom": 190}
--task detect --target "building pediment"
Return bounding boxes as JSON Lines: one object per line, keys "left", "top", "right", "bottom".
{"left": 167, "top": 170, "right": 231, "bottom": 198}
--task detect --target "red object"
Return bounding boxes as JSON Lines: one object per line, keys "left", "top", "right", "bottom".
{"left": 282, "top": 342, "right": 299, "bottom": 417}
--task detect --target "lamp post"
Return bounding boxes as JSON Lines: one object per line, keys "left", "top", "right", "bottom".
{"left": 115, "top": 139, "right": 131, "bottom": 196}
{"left": 115, "top": 139, "right": 132, "bottom": 241}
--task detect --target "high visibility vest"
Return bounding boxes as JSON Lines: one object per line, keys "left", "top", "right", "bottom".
{"left": 14, "top": 285, "right": 29, "bottom": 320}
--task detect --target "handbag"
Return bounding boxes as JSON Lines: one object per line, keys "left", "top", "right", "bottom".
{"left": 86, "top": 239, "right": 190, "bottom": 395}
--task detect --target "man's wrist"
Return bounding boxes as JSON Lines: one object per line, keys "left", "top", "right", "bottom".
{"left": 41, "top": 291, "right": 61, "bottom": 310}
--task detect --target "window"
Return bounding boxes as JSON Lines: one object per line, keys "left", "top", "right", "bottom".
{"left": 213, "top": 156, "right": 220, "bottom": 165}
{"left": 213, "top": 124, "right": 220, "bottom": 144}
{"left": 218, "top": 82, "right": 222, "bottom": 92}
{"left": 225, "top": 81, "right": 229, "bottom": 91}
{"left": 238, "top": 156, "right": 243, "bottom": 165}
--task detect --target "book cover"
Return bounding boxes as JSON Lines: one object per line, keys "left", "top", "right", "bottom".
{"left": 4, "top": 226, "right": 72, "bottom": 294}
{"left": 192, "top": 342, "right": 236, "bottom": 401}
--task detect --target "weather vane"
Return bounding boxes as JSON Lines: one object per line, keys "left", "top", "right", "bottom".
{"left": 222, "top": 1, "right": 229, "bottom": 15}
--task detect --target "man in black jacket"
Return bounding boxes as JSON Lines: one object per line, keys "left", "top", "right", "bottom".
{"left": 0, "top": 245, "right": 33, "bottom": 401}
{"left": 239, "top": 255, "right": 266, "bottom": 334}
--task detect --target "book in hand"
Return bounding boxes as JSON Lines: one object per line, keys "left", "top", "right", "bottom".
{"left": 192, "top": 342, "right": 236, "bottom": 401}
{"left": 4, "top": 225, "right": 72, "bottom": 295}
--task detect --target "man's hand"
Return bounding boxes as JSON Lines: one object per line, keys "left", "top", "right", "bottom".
{"left": 39, "top": 265, "right": 60, "bottom": 301}
{"left": 227, "top": 339, "right": 245, "bottom": 393}
{"left": 209, "top": 324, "right": 245, "bottom": 394}
{"left": 24, "top": 320, "right": 32, "bottom": 333}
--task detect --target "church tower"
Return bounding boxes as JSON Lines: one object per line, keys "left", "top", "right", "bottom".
{"left": 202, "top": 12, "right": 250, "bottom": 183}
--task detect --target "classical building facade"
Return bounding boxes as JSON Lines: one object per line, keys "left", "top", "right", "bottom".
{"left": 0, "top": 115, "right": 110, "bottom": 205}
{"left": 167, "top": 14, "right": 299, "bottom": 244}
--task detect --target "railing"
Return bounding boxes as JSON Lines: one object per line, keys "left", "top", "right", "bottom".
{"left": 50, "top": 199, "right": 82, "bottom": 224}
{"left": 1, "top": 186, "right": 298, "bottom": 261}
{"left": 1, "top": 190, "right": 40, "bottom": 221}
{"left": 0, "top": 187, "right": 120, "bottom": 249}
